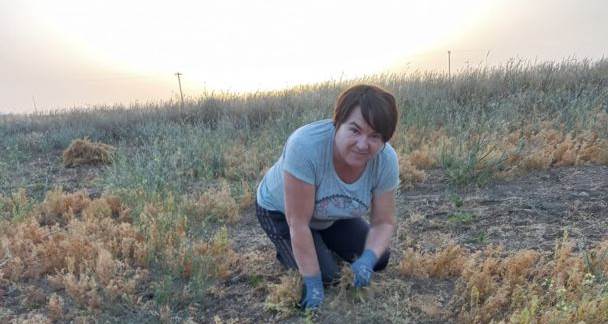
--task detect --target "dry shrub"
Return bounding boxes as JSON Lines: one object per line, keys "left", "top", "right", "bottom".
{"left": 187, "top": 180, "right": 240, "bottom": 224}
{"left": 264, "top": 270, "right": 302, "bottom": 318}
{"left": 192, "top": 227, "right": 240, "bottom": 280}
{"left": 397, "top": 121, "right": 608, "bottom": 181}
{"left": 1, "top": 189, "right": 148, "bottom": 312}
{"left": 38, "top": 188, "right": 91, "bottom": 226}
{"left": 398, "top": 156, "right": 427, "bottom": 189}
{"left": 407, "top": 146, "right": 436, "bottom": 169}
{"left": 415, "top": 236, "right": 608, "bottom": 323}
{"left": 398, "top": 244, "right": 466, "bottom": 279}
{"left": 469, "top": 125, "right": 608, "bottom": 179}
{"left": 503, "top": 250, "right": 541, "bottom": 286}
{"left": 139, "top": 200, "right": 240, "bottom": 283}
{"left": 63, "top": 137, "right": 115, "bottom": 167}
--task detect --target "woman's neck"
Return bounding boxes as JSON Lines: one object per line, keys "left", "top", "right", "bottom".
{"left": 332, "top": 142, "right": 366, "bottom": 184}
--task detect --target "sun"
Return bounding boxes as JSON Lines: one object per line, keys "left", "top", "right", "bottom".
{"left": 28, "top": 0, "right": 495, "bottom": 94}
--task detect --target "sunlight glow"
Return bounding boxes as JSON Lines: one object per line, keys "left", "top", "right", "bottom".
{"left": 27, "top": 0, "right": 494, "bottom": 94}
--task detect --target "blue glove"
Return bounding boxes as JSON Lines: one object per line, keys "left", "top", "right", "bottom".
{"left": 300, "top": 273, "right": 324, "bottom": 310}
{"left": 351, "top": 249, "right": 378, "bottom": 288}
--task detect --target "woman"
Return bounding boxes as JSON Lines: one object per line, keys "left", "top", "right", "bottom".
{"left": 256, "top": 84, "right": 400, "bottom": 310}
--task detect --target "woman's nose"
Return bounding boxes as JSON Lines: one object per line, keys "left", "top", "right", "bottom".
{"left": 356, "top": 136, "right": 369, "bottom": 150}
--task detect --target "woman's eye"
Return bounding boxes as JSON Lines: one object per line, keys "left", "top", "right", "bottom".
{"left": 350, "top": 128, "right": 359, "bottom": 134}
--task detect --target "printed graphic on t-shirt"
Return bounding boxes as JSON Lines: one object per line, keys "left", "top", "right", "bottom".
{"left": 314, "top": 194, "right": 369, "bottom": 220}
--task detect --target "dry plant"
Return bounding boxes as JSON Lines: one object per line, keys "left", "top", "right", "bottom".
{"left": 63, "top": 137, "right": 115, "bottom": 167}
{"left": 138, "top": 199, "right": 240, "bottom": 287}
{"left": 500, "top": 126, "right": 608, "bottom": 176}
{"left": 407, "top": 145, "right": 437, "bottom": 169}
{"left": 264, "top": 270, "right": 302, "bottom": 318}
{"left": 0, "top": 188, "right": 31, "bottom": 221}
{"left": 0, "top": 188, "right": 240, "bottom": 320}
{"left": 185, "top": 180, "right": 240, "bottom": 224}
{"left": 398, "top": 244, "right": 466, "bottom": 279}
{"left": 398, "top": 120, "right": 608, "bottom": 185}
{"left": 398, "top": 156, "right": 427, "bottom": 190}
{"left": 399, "top": 235, "right": 608, "bottom": 323}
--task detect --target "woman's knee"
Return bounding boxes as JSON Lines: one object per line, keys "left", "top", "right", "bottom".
{"left": 321, "top": 267, "right": 340, "bottom": 285}
{"left": 373, "top": 250, "right": 390, "bottom": 272}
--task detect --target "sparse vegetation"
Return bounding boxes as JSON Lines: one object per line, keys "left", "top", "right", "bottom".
{"left": 1, "top": 58, "right": 607, "bottom": 322}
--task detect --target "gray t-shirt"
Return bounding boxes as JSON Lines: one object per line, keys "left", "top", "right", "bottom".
{"left": 256, "top": 119, "right": 400, "bottom": 230}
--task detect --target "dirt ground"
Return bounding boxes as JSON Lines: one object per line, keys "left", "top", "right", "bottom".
{"left": 2, "top": 158, "right": 607, "bottom": 323}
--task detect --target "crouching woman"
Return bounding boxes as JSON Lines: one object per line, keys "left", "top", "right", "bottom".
{"left": 255, "top": 84, "right": 400, "bottom": 310}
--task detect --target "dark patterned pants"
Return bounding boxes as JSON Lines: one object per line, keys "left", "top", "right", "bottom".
{"left": 256, "top": 202, "right": 390, "bottom": 284}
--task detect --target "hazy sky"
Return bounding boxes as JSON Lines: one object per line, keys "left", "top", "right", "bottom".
{"left": 1, "top": 0, "right": 606, "bottom": 113}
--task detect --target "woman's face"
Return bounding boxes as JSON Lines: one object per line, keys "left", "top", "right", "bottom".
{"left": 334, "top": 106, "right": 385, "bottom": 170}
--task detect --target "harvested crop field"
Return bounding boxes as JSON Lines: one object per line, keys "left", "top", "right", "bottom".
{"left": 1, "top": 60, "right": 608, "bottom": 323}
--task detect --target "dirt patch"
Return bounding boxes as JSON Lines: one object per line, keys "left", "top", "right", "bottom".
{"left": 399, "top": 165, "right": 608, "bottom": 253}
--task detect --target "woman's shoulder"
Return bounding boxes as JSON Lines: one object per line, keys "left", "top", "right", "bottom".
{"left": 288, "top": 119, "right": 334, "bottom": 147}
{"left": 373, "top": 143, "right": 399, "bottom": 169}
{"left": 379, "top": 143, "right": 398, "bottom": 160}
{"left": 292, "top": 119, "right": 333, "bottom": 135}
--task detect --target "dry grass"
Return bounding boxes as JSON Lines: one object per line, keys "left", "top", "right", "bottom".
{"left": 263, "top": 270, "right": 302, "bottom": 318}
{"left": 397, "top": 119, "right": 608, "bottom": 185}
{"left": 0, "top": 188, "right": 241, "bottom": 321}
{"left": 509, "top": 126, "right": 608, "bottom": 174}
{"left": 398, "top": 156, "right": 427, "bottom": 189}
{"left": 63, "top": 137, "right": 115, "bottom": 167}
{"left": 184, "top": 180, "right": 241, "bottom": 224}
{"left": 398, "top": 235, "right": 608, "bottom": 323}
{"left": 0, "top": 188, "right": 31, "bottom": 221}
{"left": 398, "top": 244, "right": 467, "bottom": 279}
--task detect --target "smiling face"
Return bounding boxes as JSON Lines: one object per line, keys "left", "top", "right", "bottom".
{"left": 333, "top": 106, "right": 385, "bottom": 171}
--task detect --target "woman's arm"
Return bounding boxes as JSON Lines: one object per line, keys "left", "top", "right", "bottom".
{"left": 366, "top": 189, "right": 396, "bottom": 257}
{"left": 283, "top": 171, "right": 319, "bottom": 276}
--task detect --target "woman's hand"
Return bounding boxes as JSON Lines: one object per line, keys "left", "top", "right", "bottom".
{"left": 354, "top": 189, "right": 395, "bottom": 287}
{"left": 351, "top": 249, "right": 378, "bottom": 287}
{"left": 300, "top": 273, "right": 324, "bottom": 310}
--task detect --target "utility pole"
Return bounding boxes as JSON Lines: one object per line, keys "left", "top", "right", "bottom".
{"left": 447, "top": 50, "right": 451, "bottom": 79}
{"left": 175, "top": 72, "right": 184, "bottom": 109}
{"left": 32, "top": 96, "right": 38, "bottom": 114}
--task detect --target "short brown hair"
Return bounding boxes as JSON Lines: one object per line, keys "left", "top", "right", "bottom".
{"left": 333, "top": 84, "right": 398, "bottom": 142}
